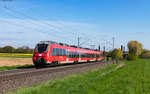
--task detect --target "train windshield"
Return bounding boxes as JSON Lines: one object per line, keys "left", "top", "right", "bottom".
{"left": 35, "top": 44, "right": 48, "bottom": 53}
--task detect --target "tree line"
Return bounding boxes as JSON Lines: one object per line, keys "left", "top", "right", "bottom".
{"left": 0, "top": 46, "right": 33, "bottom": 54}
{"left": 106, "top": 40, "right": 150, "bottom": 60}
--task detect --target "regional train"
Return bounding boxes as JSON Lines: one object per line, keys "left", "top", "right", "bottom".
{"left": 32, "top": 41, "right": 104, "bottom": 68}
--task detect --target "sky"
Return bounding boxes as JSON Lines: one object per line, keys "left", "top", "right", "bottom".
{"left": 0, "top": 0, "right": 150, "bottom": 50}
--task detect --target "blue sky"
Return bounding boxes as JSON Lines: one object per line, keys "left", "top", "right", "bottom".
{"left": 0, "top": 0, "right": 150, "bottom": 50}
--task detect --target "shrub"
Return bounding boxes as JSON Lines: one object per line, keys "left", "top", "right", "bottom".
{"left": 128, "top": 53, "right": 138, "bottom": 60}
{"left": 140, "top": 49, "right": 150, "bottom": 58}
{"left": 127, "top": 41, "right": 143, "bottom": 60}
{"left": 111, "top": 48, "right": 123, "bottom": 59}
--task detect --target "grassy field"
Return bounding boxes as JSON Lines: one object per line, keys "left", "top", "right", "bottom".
{"left": 7, "top": 59, "right": 150, "bottom": 94}
{"left": 0, "top": 53, "right": 33, "bottom": 67}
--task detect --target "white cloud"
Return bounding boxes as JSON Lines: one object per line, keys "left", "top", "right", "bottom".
{"left": 0, "top": 18, "right": 150, "bottom": 50}
{"left": 0, "top": 18, "right": 105, "bottom": 48}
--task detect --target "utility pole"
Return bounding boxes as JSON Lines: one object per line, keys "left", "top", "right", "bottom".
{"left": 103, "top": 46, "right": 105, "bottom": 52}
{"left": 121, "top": 45, "right": 123, "bottom": 52}
{"left": 98, "top": 45, "right": 100, "bottom": 51}
{"left": 77, "top": 37, "right": 81, "bottom": 47}
{"left": 112, "top": 37, "right": 115, "bottom": 49}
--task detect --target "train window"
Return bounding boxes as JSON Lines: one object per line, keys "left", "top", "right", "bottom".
{"left": 82, "top": 53, "right": 85, "bottom": 58}
{"left": 63, "top": 49, "right": 66, "bottom": 56}
{"left": 81, "top": 53, "right": 82, "bottom": 58}
{"left": 54, "top": 48, "right": 57, "bottom": 56}
{"left": 69, "top": 52, "right": 71, "bottom": 58}
{"left": 74, "top": 52, "right": 78, "bottom": 58}
{"left": 58, "top": 49, "right": 61, "bottom": 56}
{"left": 96, "top": 54, "right": 99, "bottom": 58}
{"left": 68, "top": 52, "right": 79, "bottom": 58}
{"left": 51, "top": 48, "right": 54, "bottom": 56}
{"left": 52, "top": 48, "right": 66, "bottom": 56}
{"left": 71, "top": 52, "right": 74, "bottom": 58}
{"left": 61, "top": 49, "right": 63, "bottom": 56}
{"left": 55, "top": 48, "right": 59, "bottom": 56}
{"left": 35, "top": 44, "right": 48, "bottom": 53}
{"left": 71, "top": 52, "right": 75, "bottom": 58}
{"left": 72, "top": 52, "right": 74, "bottom": 58}
{"left": 75, "top": 52, "right": 77, "bottom": 58}
{"left": 75, "top": 53, "right": 77, "bottom": 58}
{"left": 84, "top": 53, "right": 87, "bottom": 58}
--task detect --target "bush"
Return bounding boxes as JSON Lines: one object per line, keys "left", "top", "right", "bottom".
{"left": 128, "top": 41, "right": 143, "bottom": 60}
{"left": 128, "top": 53, "right": 138, "bottom": 60}
{"left": 140, "top": 49, "right": 150, "bottom": 58}
{"left": 111, "top": 48, "right": 123, "bottom": 59}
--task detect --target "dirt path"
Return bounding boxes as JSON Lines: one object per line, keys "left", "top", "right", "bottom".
{"left": 0, "top": 58, "right": 33, "bottom": 66}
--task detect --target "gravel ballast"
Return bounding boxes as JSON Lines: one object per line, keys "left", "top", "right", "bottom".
{"left": 0, "top": 60, "right": 118, "bottom": 94}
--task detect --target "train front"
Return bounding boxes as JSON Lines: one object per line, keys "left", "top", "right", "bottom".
{"left": 32, "top": 43, "right": 49, "bottom": 68}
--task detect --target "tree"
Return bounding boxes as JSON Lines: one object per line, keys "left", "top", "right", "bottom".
{"left": 15, "top": 46, "right": 33, "bottom": 54}
{"left": 2, "top": 46, "right": 15, "bottom": 53}
{"left": 0, "top": 48, "right": 3, "bottom": 53}
{"left": 128, "top": 40, "right": 143, "bottom": 60}
{"left": 111, "top": 48, "right": 123, "bottom": 59}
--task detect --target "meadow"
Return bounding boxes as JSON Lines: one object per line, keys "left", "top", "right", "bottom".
{"left": 7, "top": 59, "right": 150, "bottom": 94}
{"left": 0, "top": 53, "right": 33, "bottom": 69}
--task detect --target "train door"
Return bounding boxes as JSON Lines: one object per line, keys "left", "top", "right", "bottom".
{"left": 78, "top": 53, "right": 81, "bottom": 62}
{"left": 66, "top": 50, "right": 69, "bottom": 63}
{"left": 51, "top": 48, "right": 57, "bottom": 62}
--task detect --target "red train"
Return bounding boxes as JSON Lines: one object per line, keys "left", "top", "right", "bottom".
{"left": 32, "top": 41, "right": 103, "bottom": 68}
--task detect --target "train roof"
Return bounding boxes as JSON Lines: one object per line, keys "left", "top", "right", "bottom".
{"left": 38, "top": 41, "right": 101, "bottom": 52}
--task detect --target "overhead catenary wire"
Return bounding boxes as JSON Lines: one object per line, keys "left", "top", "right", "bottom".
{"left": 5, "top": 3, "right": 94, "bottom": 43}
{"left": 1, "top": 2, "right": 104, "bottom": 47}
{"left": 2, "top": 7, "right": 64, "bottom": 33}
{"left": 3, "top": 7, "right": 76, "bottom": 35}
{"left": 0, "top": 1, "right": 115, "bottom": 48}
{"left": 10, "top": 3, "right": 86, "bottom": 37}
{"left": 1, "top": 6, "right": 77, "bottom": 44}
{"left": 0, "top": 7, "right": 77, "bottom": 42}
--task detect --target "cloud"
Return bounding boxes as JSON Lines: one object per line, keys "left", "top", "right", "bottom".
{"left": 0, "top": 18, "right": 150, "bottom": 50}
{"left": 0, "top": 18, "right": 103, "bottom": 48}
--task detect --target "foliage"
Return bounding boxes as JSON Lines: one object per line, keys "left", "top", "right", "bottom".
{"left": 110, "top": 48, "right": 123, "bottom": 59}
{"left": 0, "top": 46, "right": 33, "bottom": 54}
{"left": 140, "top": 49, "right": 150, "bottom": 58}
{"left": 1, "top": 46, "right": 15, "bottom": 53}
{"left": 7, "top": 59, "right": 150, "bottom": 94}
{"left": 128, "top": 40, "right": 143, "bottom": 60}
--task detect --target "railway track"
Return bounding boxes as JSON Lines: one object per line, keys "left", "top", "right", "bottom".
{"left": 0, "top": 60, "right": 107, "bottom": 78}
{"left": 0, "top": 60, "right": 119, "bottom": 94}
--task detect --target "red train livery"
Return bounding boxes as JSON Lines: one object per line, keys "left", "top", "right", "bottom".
{"left": 32, "top": 41, "right": 103, "bottom": 68}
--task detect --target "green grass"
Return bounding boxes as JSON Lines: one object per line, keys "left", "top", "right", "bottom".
{"left": 7, "top": 59, "right": 150, "bottom": 94}
{"left": 0, "top": 64, "right": 34, "bottom": 71}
